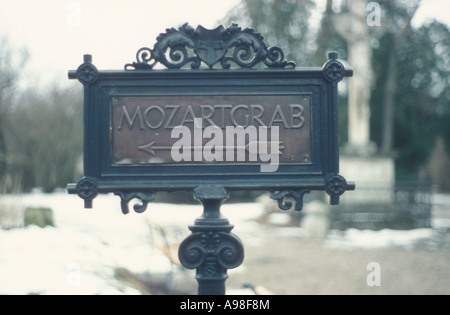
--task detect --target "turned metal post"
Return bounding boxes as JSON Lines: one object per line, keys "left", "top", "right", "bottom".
{"left": 178, "top": 185, "right": 244, "bottom": 295}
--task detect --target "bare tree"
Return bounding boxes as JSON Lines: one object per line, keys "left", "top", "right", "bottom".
{"left": 5, "top": 84, "right": 83, "bottom": 192}
{"left": 0, "top": 36, "right": 28, "bottom": 186}
{"left": 377, "top": 0, "right": 421, "bottom": 155}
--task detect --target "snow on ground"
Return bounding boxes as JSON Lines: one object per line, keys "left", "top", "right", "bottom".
{"left": 0, "top": 191, "right": 449, "bottom": 295}
{"left": 0, "top": 191, "right": 262, "bottom": 295}
{"left": 325, "top": 228, "right": 436, "bottom": 250}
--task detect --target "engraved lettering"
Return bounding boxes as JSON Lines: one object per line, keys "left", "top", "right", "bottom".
{"left": 181, "top": 105, "right": 196, "bottom": 126}
{"left": 231, "top": 105, "right": 250, "bottom": 127}
{"left": 118, "top": 105, "right": 145, "bottom": 130}
{"left": 116, "top": 101, "right": 307, "bottom": 130}
{"left": 200, "top": 105, "right": 216, "bottom": 127}
{"left": 144, "top": 105, "right": 165, "bottom": 129}
{"left": 164, "top": 105, "right": 180, "bottom": 129}
{"left": 269, "top": 105, "right": 289, "bottom": 128}
{"left": 290, "top": 104, "right": 305, "bottom": 128}
{"left": 214, "top": 105, "right": 232, "bottom": 128}
{"left": 112, "top": 95, "right": 311, "bottom": 167}
{"left": 251, "top": 104, "right": 266, "bottom": 127}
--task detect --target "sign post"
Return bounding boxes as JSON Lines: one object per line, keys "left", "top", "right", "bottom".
{"left": 68, "top": 23, "right": 354, "bottom": 295}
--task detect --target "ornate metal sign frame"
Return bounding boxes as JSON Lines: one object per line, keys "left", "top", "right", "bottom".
{"left": 68, "top": 23, "right": 353, "bottom": 213}
{"left": 67, "top": 23, "right": 354, "bottom": 295}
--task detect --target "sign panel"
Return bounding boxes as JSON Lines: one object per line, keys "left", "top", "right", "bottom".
{"left": 111, "top": 94, "right": 311, "bottom": 167}
{"left": 67, "top": 23, "right": 354, "bottom": 213}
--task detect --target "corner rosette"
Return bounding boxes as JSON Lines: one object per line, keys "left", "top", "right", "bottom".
{"left": 75, "top": 177, "right": 98, "bottom": 208}
{"left": 76, "top": 55, "right": 98, "bottom": 85}
{"left": 323, "top": 51, "right": 346, "bottom": 83}
{"left": 325, "top": 174, "right": 347, "bottom": 205}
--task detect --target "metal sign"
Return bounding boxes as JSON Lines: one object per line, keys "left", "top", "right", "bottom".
{"left": 67, "top": 23, "right": 354, "bottom": 295}
{"left": 111, "top": 94, "right": 311, "bottom": 166}
{"left": 67, "top": 23, "right": 354, "bottom": 213}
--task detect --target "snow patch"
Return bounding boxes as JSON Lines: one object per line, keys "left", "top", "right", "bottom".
{"left": 0, "top": 191, "right": 447, "bottom": 294}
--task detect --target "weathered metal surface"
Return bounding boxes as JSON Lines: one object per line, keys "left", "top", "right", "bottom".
{"left": 178, "top": 185, "right": 244, "bottom": 295}
{"left": 67, "top": 55, "right": 353, "bottom": 211}
{"left": 67, "top": 23, "right": 354, "bottom": 296}
{"left": 124, "top": 23, "right": 295, "bottom": 70}
{"left": 111, "top": 94, "right": 311, "bottom": 166}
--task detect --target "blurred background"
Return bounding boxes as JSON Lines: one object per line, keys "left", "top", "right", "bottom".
{"left": 0, "top": 0, "right": 449, "bottom": 295}
{"left": 0, "top": 0, "right": 449, "bottom": 194}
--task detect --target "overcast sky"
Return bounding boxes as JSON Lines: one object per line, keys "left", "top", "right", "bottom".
{"left": 0, "top": 0, "right": 448, "bottom": 89}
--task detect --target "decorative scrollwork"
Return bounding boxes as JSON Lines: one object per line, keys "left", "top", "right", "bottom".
{"left": 323, "top": 51, "right": 346, "bottom": 83}
{"left": 217, "top": 239, "right": 244, "bottom": 269}
{"left": 132, "top": 47, "right": 156, "bottom": 70}
{"left": 325, "top": 174, "right": 347, "bottom": 205}
{"left": 114, "top": 191, "right": 156, "bottom": 214}
{"left": 178, "top": 234, "right": 206, "bottom": 269}
{"left": 269, "top": 189, "right": 311, "bottom": 211}
{"left": 264, "top": 46, "right": 293, "bottom": 68}
{"left": 178, "top": 231, "right": 244, "bottom": 272}
{"left": 125, "top": 23, "right": 295, "bottom": 70}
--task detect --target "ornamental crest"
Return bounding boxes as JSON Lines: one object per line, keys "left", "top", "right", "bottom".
{"left": 125, "top": 23, "right": 295, "bottom": 70}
